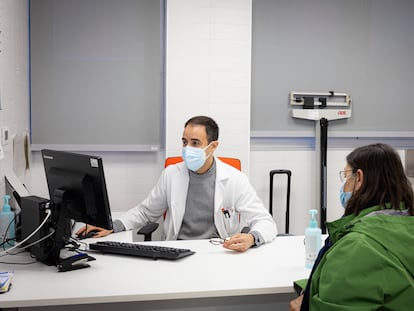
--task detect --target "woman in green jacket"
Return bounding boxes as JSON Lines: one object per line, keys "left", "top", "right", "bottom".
{"left": 290, "top": 143, "right": 414, "bottom": 311}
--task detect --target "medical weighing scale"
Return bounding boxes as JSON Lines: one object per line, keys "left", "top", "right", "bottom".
{"left": 290, "top": 91, "right": 352, "bottom": 233}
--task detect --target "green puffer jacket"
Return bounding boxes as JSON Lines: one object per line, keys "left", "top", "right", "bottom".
{"left": 309, "top": 204, "right": 414, "bottom": 311}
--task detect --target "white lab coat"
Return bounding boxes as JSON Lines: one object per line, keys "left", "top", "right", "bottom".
{"left": 118, "top": 157, "right": 277, "bottom": 242}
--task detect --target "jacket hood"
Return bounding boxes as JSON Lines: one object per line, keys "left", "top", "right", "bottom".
{"left": 328, "top": 205, "right": 414, "bottom": 279}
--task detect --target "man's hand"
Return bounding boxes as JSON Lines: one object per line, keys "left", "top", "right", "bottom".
{"left": 222, "top": 233, "right": 255, "bottom": 252}
{"left": 289, "top": 294, "right": 303, "bottom": 311}
{"left": 75, "top": 225, "right": 113, "bottom": 238}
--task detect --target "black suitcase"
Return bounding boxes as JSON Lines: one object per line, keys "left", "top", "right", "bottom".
{"left": 269, "top": 169, "right": 292, "bottom": 234}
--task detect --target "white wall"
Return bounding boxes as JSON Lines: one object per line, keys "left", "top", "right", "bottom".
{"left": 0, "top": 0, "right": 30, "bottom": 201}
{"left": 17, "top": 0, "right": 410, "bottom": 238}
{"left": 165, "top": 0, "right": 252, "bottom": 173}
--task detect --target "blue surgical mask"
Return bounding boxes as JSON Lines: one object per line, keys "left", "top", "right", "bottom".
{"left": 339, "top": 182, "right": 352, "bottom": 208}
{"left": 182, "top": 143, "right": 212, "bottom": 172}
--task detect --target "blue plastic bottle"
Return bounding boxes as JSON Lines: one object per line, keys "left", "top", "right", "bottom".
{"left": 305, "top": 209, "right": 322, "bottom": 269}
{"left": 0, "top": 195, "right": 15, "bottom": 249}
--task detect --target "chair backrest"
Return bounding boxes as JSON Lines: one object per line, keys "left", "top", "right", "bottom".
{"left": 165, "top": 156, "right": 241, "bottom": 171}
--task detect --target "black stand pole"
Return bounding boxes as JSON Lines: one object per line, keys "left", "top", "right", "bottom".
{"left": 320, "top": 118, "right": 328, "bottom": 233}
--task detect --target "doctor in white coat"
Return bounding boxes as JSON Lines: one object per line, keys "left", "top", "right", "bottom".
{"left": 78, "top": 116, "right": 277, "bottom": 252}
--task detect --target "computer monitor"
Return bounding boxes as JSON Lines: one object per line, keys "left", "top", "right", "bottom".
{"left": 40, "top": 149, "right": 113, "bottom": 266}
{"left": 42, "top": 149, "right": 113, "bottom": 229}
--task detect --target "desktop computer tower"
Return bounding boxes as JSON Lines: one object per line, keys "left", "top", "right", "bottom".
{"left": 20, "top": 196, "right": 53, "bottom": 261}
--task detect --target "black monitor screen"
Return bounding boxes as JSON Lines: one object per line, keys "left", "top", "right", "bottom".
{"left": 41, "top": 149, "right": 113, "bottom": 230}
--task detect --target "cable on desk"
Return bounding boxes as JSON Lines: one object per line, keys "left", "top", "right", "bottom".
{"left": 0, "top": 209, "right": 52, "bottom": 257}
{"left": 0, "top": 231, "right": 55, "bottom": 264}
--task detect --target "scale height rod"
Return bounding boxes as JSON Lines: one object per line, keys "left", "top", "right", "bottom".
{"left": 320, "top": 118, "right": 328, "bottom": 233}
{"left": 315, "top": 123, "right": 321, "bottom": 231}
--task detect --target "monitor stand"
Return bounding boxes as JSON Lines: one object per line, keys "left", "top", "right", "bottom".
{"left": 51, "top": 191, "right": 96, "bottom": 272}
{"left": 33, "top": 190, "right": 95, "bottom": 272}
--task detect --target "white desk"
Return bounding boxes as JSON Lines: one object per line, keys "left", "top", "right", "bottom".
{"left": 0, "top": 232, "right": 310, "bottom": 311}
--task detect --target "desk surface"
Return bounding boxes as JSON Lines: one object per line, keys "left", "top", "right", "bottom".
{"left": 0, "top": 232, "right": 310, "bottom": 308}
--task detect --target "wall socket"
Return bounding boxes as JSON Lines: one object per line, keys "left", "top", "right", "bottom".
{"left": 1, "top": 127, "right": 10, "bottom": 145}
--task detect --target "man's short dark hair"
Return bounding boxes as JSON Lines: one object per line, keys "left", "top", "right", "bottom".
{"left": 185, "top": 116, "right": 219, "bottom": 143}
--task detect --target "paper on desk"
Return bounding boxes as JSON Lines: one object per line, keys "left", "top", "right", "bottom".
{"left": 13, "top": 132, "right": 30, "bottom": 180}
{"left": 5, "top": 168, "right": 30, "bottom": 197}
{"left": 0, "top": 271, "right": 14, "bottom": 293}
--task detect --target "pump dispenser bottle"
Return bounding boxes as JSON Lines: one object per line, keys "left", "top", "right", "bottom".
{"left": 305, "top": 209, "right": 322, "bottom": 269}
{"left": 0, "top": 195, "right": 15, "bottom": 249}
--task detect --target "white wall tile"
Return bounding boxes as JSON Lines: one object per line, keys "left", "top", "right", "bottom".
{"left": 209, "top": 72, "right": 250, "bottom": 87}
{"left": 210, "top": 40, "right": 250, "bottom": 58}
{"left": 172, "top": 0, "right": 211, "bottom": 8}
{"left": 211, "top": 8, "right": 251, "bottom": 25}
{"left": 210, "top": 24, "right": 250, "bottom": 41}
{"left": 210, "top": 86, "right": 250, "bottom": 104}
{"left": 211, "top": 0, "right": 251, "bottom": 9}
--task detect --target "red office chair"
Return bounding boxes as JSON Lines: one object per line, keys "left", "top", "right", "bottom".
{"left": 164, "top": 156, "right": 241, "bottom": 170}
{"left": 137, "top": 156, "right": 242, "bottom": 240}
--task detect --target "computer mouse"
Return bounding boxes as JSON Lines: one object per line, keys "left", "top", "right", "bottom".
{"left": 77, "top": 230, "right": 99, "bottom": 240}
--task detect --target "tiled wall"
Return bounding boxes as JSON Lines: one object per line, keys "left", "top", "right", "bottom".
{"left": 0, "top": 0, "right": 30, "bottom": 198}
{"left": 7, "top": 0, "right": 410, "bottom": 237}
{"left": 165, "top": 0, "right": 252, "bottom": 174}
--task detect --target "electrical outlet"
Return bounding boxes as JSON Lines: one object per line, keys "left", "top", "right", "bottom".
{"left": 1, "top": 126, "right": 10, "bottom": 145}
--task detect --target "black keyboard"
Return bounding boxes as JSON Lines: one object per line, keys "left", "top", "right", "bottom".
{"left": 89, "top": 241, "right": 195, "bottom": 260}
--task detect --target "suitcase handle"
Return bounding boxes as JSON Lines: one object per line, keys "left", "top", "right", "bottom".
{"left": 269, "top": 169, "right": 292, "bottom": 234}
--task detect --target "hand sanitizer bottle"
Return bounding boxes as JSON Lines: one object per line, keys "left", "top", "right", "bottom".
{"left": 305, "top": 209, "right": 322, "bottom": 269}
{"left": 0, "top": 195, "right": 15, "bottom": 249}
